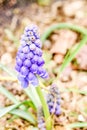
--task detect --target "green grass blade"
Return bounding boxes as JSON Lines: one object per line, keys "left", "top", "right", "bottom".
{"left": 4, "top": 29, "right": 19, "bottom": 46}
{"left": 59, "top": 35, "right": 87, "bottom": 74}
{"left": 23, "top": 100, "right": 36, "bottom": 110}
{"left": 37, "top": 0, "right": 50, "bottom": 6}
{"left": 0, "top": 103, "right": 21, "bottom": 118}
{"left": 24, "top": 86, "right": 41, "bottom": 109}
{"left": 10, "top": 109, "right": 36, "bottom": 124}
{"left": 0, "top": 85, "right": 36, "bottom": 109}
{"left": 0, "top": 85, "right": 19, "bottom": 104}
{"left": 79, "top": 90, "right": 87, "bottom": 95}
{"left": 67, "top": 88, "right": 87, "bottom": 95}
{"left": 41, "top": 23, "right": 87, "bottom": 43}
{"left": 8, "top": 115, "right": 18, "bottom": 122}
{"left": 0, "top": 64, "right": 41, "bottom": 109}
{"left": 0, "top": 101, "right": 36, "bottom": 124}
{"left": 68, "top": 122, "right": 87, "bottom": 128}
{"left": 60, "top": 87, "right": 87, "bottom": 95}
{"left": 0, "top": 85, "right": 31, "bottom": 110}
{"left": 0, "top": 63, "right": 17, "bottom": 78}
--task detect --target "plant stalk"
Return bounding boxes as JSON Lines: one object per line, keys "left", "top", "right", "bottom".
{"left": 36, "top": 86, "right": 52, "bottom": 130}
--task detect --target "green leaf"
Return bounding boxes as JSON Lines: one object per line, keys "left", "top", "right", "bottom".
{"left": 67, "top": 88, "right": 87, "bottom": 95}
{"left": 0, "top": 64, "right": 41, "bottom": 109}
{"left": 8, "top": 115, "right": 18, "bottom": 122}
{"left": 24, "top": 86, "right": 41, "bottom": 109}
{"left": 37, "top": 0, "right": 50, "bottom": 6}
{"left": 4, "top": 29, "right": 19, "bottom": 46}
{"left": 68, "top": 122, "right": 87, "bottom": 128}
{"left": 59, "top": 35, "right": 87, "bottom": 74}
{"left": 0, "top": 103, "right": 21, "bottom": 118}
{"left": 60, "top": 87, "right": 87, "bottom": 95}
{"left": 0, "top": 63, "right": 17, "bottom": 78}
{"left": 0, "top": 85, "right": 18, "bottom": 104}
{"left": 0, "top": 101, "right": 36, "bottom": 124}
{"left": 0, "top": 85, "right": 27, "bottom": 110}
{"left": 21, "top": 100, "right": 36, "bottom": 110}
{"left": 10, "top": 109, "right": 36, "bottom": 124}
{"left": 40, "top": 23, "right": 87, "bottom": 76}
{"left": 8, "top": 101, "right": 36, "bottom": 123}
{"left": 41, "top": 23, "right": 87, "bottom": 43}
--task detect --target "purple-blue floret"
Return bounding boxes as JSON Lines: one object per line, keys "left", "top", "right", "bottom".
{"left": 37, "top": 106, "right": 46, "bottom": 130}
{"left": 15, "top": 24, "right": 48, "bottom": 88}
{"left": 46, "top": 84, "right": 61, "bottom": 116}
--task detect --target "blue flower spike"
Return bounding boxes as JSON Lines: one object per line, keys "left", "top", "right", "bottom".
{"left": 15, "top": 24, "right": 48, "bottom": 88}
{"left": 46, "top": 84, "right": 61, "bottom": 116}
{"left": 37, "top": 106, "right": 46, "bottom": 130}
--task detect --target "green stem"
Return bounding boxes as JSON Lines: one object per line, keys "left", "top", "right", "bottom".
{"left": 41, "top": 23, "right": 87, "bottom": 43}
{"left": 36, "top": 86, "right": 52, "bottom": 130}
{"left": 59, "top": 35, "right": 87, "bottom": 74}
{"left": 24, "top": 86, "right": 41, "bottom": 109}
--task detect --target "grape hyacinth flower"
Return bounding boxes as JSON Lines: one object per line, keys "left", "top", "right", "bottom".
{"left": 46, "top": 84, "right": 61, "bottom": 116}
{"left": 15, "top": 24, "right": 48, "bottom": 88}
{"left": 37, "top": 106, "right": 46, "bottom": 130}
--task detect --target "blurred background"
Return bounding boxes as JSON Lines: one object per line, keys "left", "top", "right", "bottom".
{"left": 0, "top": 0, "right": 87, "bottom": 130}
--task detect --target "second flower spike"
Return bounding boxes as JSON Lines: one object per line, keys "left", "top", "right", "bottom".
{"left": 46, "top": 84, "right": 61, "bottom": 116}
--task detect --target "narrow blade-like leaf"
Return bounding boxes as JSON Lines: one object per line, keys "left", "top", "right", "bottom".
{"left": 68, "top": 122, "right": 87, "bottom": 128}
{"left": 10, "top": 109, "right": 36, "bottom": 124}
